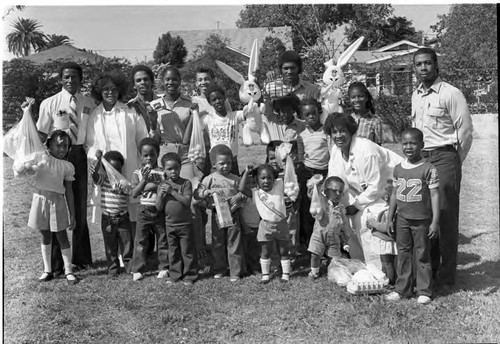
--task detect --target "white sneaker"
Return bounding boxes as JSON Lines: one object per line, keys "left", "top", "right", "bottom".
{"left": 386, "top": 291, "right": 402, "bottom": 301}
{"left": 417, "top": 295, "right": 431, "bottom": 305}
{"left": 157, "top": 270, "right": 169, "bottom": 279}
{"left": 132, "top": 272, "right": 143, "bottom": 281}
{"left": 214, "top": 273, "right": 223, "bottom": 279}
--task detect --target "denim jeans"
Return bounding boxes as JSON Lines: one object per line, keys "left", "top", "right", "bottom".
{"left": 131, "top": 205, "right": 168, "bottom": 273}
{"left": 211, "top": 211, "right": 243, "bottom": 277}
{"left": 421, "top": 148, "right": 461, "bottom": 285}
{"left": 395, "top": 216, "right": 432, "bottom": 298}
{"left": 101, "top": 212, "right": 133, "bottom": 274}
{"left": 166, "top": 223, "right": 197, "bottom": 282}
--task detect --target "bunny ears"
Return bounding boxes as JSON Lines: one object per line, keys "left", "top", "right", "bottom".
{"left": 215, "top": 39, "right": 261, "bottom": 84}
{"left": 324, "top": 36, "right": 364, "bottom": 68}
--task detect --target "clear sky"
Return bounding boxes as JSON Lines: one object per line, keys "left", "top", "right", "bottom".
{"left": 2, "top": 4, "right": 452, "bottom": 62}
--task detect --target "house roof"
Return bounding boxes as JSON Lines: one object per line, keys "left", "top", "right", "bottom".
{"left": 352, "top": 49, "right": 419, "bottom": 66}
{"left": 169, "top": 26, "right": 293, "bottom": 60}
{"left": 22, "top": 44, "right": 106, "bottom": 64}
{"left": 374, "top": 40, "right": 422, "bottom": 52}
{"left": 347, "top": 40, "right": 424, "bottom": 67}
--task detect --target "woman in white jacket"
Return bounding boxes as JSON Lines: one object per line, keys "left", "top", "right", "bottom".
{"left": 85, "top": 70, "right": 148, "bottom": 228}
{"left": 325, "top": 113, "right": 403, "bottom": 266}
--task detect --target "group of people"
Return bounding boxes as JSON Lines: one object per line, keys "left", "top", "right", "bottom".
{"left": 27, "top": 47, "right": 473, "bottom": 304}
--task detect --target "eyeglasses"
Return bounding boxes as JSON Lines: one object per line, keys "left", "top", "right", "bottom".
{"left": 102, "top": 87, "right": 118, "bottom": 94}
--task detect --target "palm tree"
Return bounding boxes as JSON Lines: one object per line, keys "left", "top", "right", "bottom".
{"left": 6, "top": 17, "right": 47, "bottom": 57}
{"left": 43, "top": 34, "right": 72, "bottom": 49}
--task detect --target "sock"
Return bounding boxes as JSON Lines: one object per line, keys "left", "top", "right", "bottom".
{"left": 40, "top": 243, "right": 52, "bottom": 274}
{"left": 60, "top": 247, "right": 75, "bottom": 279}
{"left": 260, "top": 258, "right": 271, "bottom": 281}
{"left": 281, "top": 259, "right": 291, "bottom": 281}
{"left": 311, "top": 267, "right": 320, "bottom": 275}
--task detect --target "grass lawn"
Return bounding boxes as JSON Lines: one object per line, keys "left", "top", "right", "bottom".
{"left": 3, "top": 115, "right": 499, "bottom": 344}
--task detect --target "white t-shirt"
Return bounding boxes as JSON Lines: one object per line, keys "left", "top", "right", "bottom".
{"left": 252, "top": 179, "right": 286, "bottom": 223}
{"left": 201, "top": 111, "right": 245, "bottom": 156}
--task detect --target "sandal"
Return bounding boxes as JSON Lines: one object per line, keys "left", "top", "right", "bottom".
{"left": 65, "top": 273, "right": 79, "bottom": 285}
{"left": 260, "top": 274, "right": 270, "bottom": 284}
{"left": 280, "top": 273, "right": 290, "bottom": 283}
{"left": 39, "top": 272, "right": 53, "bottom": 282}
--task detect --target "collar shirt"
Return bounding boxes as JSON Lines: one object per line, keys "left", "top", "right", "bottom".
{"left": 127, "top": 93, "right": 160, "bottom": 132}
{"left": 350, "top": 111, "right": 383, "bottom": 145}
{"left": 263, "top": 78, "right": 321, "bottom": 102}
{"left": 37, "top": 88, "right": 96, "bottom": 145}
{"left": 411, "top": 76, "right": 473, "bottom": 162}
{"left": 151, "top": 94, "right": 192, "bottom": 145}
{"left": 85, "top": 101, "right": 148, "bottom": 181}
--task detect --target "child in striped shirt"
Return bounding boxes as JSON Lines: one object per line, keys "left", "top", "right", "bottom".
{"left": 91, "top": 150, "right": 133, "bottom": 277}
{"left": 130, "top": 138, "right": 169, "bottom": 281}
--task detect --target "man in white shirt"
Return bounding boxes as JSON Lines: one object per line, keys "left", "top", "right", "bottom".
{"left": 37, "top": 61, "right": 96, "bottom": 272}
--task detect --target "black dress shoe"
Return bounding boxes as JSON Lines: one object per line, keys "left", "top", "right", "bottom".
{"left": 39, "top": 272, "right": 54, "bottom": 282}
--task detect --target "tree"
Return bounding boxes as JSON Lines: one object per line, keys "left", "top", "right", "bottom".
{"left": 43, "top": 34, "right": 72, "bottom": 49}
{"left": 2, "top": 5, "right": 25, "bottom": 20}
{"left": 6, "top": 17, "right": 47, "bottom": 57}
{"left": 184, "top": 34, "right": 247, "bottom": 109}
{"left": 431, "top": 4, "right": 497, "bottom": 104}
{"left": 255, "top": 36, "right": 286, "bottom": 83}
{"left": 153, "top": 32, "right": 187, "bottom": 68}
{"left": 237, "top": 4, "right": 359, "bottom": 52}
{"left": 344, "top": 5, "right": 420, "bottom": 49}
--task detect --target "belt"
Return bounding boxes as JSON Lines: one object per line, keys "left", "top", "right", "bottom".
{"left": 35, "top": 189, "right": 65, "bottom": 197}
{"left": 424, "top": 145, "right": 456, "bottom": 152}
{"left": 162, "top": 142, "right": 183, "bottom": 146}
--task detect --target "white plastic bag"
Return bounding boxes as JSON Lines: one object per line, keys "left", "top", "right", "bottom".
{"left": 187, "top": 109, "right": 206, "bottom": 167}
{"left": 309, "top": 184, "right": 324, "bottom": 220}
{"left": 327, "top": 259, "right": 352, "bottom": 286}
{"left": 3, "top": 98, "right": 49, "bottom": 176}
{"left": 283, "top": 155, "right": 299, "bottom": 202}
{"left": 100, "top": 158, "right": 132, "bottom": 195}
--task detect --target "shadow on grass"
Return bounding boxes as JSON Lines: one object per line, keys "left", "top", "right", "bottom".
{"left": 458, "top": 231, "right": 492, "bottom": 245}
{"left": 457, "top": 251, "right": 482, "bottom": 265}
{"left": 456, "top": 259, "right": 500, "bottom": 293}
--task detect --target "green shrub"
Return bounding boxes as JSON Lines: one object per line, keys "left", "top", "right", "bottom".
{"left": 372, "top": 93, "right": 412, "bottom": 139}
{"left": 3, "top": 57, "right": 132, "bottom": 128}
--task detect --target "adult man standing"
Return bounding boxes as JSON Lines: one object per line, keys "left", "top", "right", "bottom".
{"left": 411, "top": 47, "right": 473, "bottom": 292}
{"left": 37, "top": 61, "right": 96, "bottom": 271}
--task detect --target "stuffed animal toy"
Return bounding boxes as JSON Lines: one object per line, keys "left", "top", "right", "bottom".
{"left": 320, "top": 36, "right": 365, "bottom": 124}
{"left": 215, "top": 39, "right": 265, "bottom": 146}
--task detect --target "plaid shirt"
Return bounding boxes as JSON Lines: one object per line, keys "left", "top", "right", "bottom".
{"left": 263, "top": 78, "right": 321, "bottom": 103}
{"left": 350, "top": 111, "right": 383, "bottom": 145}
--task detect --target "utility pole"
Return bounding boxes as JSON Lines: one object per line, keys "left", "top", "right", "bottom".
{"left": 216, "top": 21, "right": 220, "bottom": 29}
